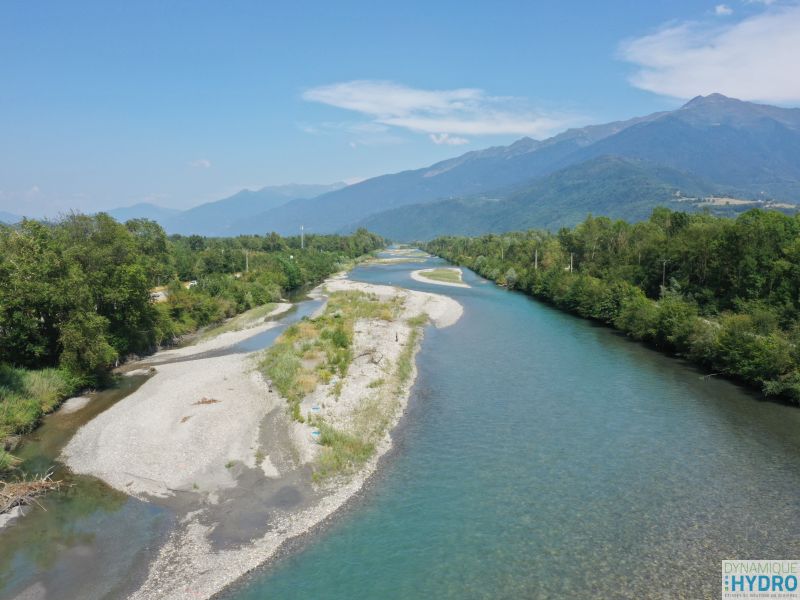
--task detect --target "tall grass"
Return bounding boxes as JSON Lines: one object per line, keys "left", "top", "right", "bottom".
{"left": 313, "top": 421, "right": 375, "bottom": 481}
{"left": 0, "top": 365, "right": 82, "bottom": 473}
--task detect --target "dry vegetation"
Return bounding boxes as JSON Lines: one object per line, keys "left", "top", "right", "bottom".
{"left": 1, "top": 470, "right": 63, "bottom": 515}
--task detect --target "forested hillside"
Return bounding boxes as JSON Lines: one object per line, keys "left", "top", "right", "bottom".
{"left": 426, "top": 209, "right": 800, "bottom": 402}
{"left": 0, "top": 214, "right": 383, "bottom": 469}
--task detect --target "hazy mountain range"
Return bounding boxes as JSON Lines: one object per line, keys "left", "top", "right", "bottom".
{"left": 0, "top": 211, "right": 21, "bottom": 225}
{"left": 108, "top": 183, "right": 346, "bottom": 236}
{"left": 5, "top": 94, "right": 800, "bottom": 239}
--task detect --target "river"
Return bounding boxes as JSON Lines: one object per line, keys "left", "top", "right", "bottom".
{"left": 3, "top": 255, "right": 800, "bottom": 599}
{"left": 226, "top": 256, "right": 800, "bottom": 599}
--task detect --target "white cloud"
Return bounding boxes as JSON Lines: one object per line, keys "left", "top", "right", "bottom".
{"left": 620, "top": 4, "right": 800, "bottom": 102}
{"left": 715, "top": 4, "right": 733, "bottom": 15}
{"left": 429, "top": 133, "right": 469, "bottom": 145}
{"left": 189, "top": 158, "right": 212, "bottom": 169}
{"left": 302, "top": 80, "right": 579, "bottom": 139}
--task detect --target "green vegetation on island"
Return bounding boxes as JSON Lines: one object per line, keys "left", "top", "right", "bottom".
{"left": 425, "top": 208, "right": 800, "bottom": 403}
{"left": 260, "top": 289, "right": 427, "bottom": 481}
{"left": 418, "top": 268, "right": 463, "bottom": 284}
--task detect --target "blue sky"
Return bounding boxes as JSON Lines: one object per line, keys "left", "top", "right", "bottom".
{"left": 1, "top": 0, "right": 798, "bottom": 216}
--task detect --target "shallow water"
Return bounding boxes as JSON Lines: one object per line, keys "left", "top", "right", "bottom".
{"left": 0, "top": 376, "right": 171, "bottom": 600}
{"left": 229, "top": 257, "right": 800, "bottom": 599}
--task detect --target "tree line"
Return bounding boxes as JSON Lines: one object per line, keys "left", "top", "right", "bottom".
{"left": 0, "top": 214, "right": 383, "bottom": 378}
{"left": 425, "top": 208, "right": 800, "bottom": 403}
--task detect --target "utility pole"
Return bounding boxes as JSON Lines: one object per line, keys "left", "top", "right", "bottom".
{"left": 662, "top": 259, "right": 668, "bottom": 288}
{"left": 534, "top": 248, "right": 538, "bottom": 271}
{"left": 245, "top": 249, "right": 249, "bottom": 273}
{"left": 570, "top": 252, "right": 573, "bottom": 273}
{"left": 301, "top": 225, "right": 304, "bottom": 250}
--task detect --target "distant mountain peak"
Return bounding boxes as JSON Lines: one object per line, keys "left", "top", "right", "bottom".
{"left": 681, "top": 93, "right": 735, "bottom": 109}
{"left": 509, "top": 136, "right": 540, "bottom": 148}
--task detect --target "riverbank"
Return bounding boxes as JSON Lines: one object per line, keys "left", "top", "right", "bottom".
{"left": 62, "top": 273, "right": 461, "bottom": 599}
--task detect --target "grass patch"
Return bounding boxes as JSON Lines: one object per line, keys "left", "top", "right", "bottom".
{"left": 313, "top": 421, "right": 375, "bottom": 482}
{"left": 395, "top": 314, "right": 426, "bottom": 389}
{"left": 419, "top": 268, "right": 462, "bottom": 284}
{"left": 0, "top": 365, "right": 83, "bottom": 474}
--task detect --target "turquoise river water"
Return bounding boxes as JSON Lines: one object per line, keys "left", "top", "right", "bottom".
{"left": 3, "top": 255, "right": 800, "bottom": 599}
{"left": 227, "top": 256, "right": 800, "bottom": 599}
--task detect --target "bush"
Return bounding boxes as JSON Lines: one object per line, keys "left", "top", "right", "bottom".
{"left": 615, "top": 293, "right": 659, "bottom": 342}
{"left": 59, "top": 313, "right": 118, "bottom": 375}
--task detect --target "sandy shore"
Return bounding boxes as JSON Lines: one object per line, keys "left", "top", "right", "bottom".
{"left": 410, "top": 267, "right": 470, "bottom": 288}
{"left": 63, "top": 354, "right": 274, "bottom": 497}
{"left": 62, "top": 276, "right": 462, "bottom": 600}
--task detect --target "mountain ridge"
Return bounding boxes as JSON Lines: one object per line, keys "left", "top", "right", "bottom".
{"left": 246, "top": 94, "right": 800, "bottom": 238}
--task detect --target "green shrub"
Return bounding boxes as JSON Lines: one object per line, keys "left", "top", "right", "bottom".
{"left": 314, "top": 422, "right": 374, "bottom": 481}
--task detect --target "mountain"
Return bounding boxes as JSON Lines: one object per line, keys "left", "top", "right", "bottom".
{"left": 357, "top": 156, "right": 724, "bottom": 240}
{"left": 235, "top": 135, "right": 619, "bottom": 236}
{"left": 163, "top": 183, "right": 346, "bottom": 236}
{"left": 107, "top": 203, "right": 181, "bottom": 224}
{"left": 246, "top": 94, "right": 800, "bottom": 238}
{"left": 565, "top": 94, "right": 800, "bottom": 199}
{"left": 0, "top": 211, "right": 22, "bottom": 224}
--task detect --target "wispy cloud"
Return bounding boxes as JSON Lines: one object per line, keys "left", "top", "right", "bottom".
{"left": 302, "top": 80, "right": 579, "bottom": 142}
{"left": 299, "top": 119, "right": 406, "bottom": 148}
{"left": 188, "top": 158, "right": 212, "bottom": 169}
{"left": 714, "top": 4, "right": 733, "bottom": 15}
{"left": 429, "top": 133, "right": 469, "bottom": 146}
{"left": 620, "top": 4, "right": 800, "bottom": 102}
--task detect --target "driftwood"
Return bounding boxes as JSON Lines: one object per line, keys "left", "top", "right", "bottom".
{"left": 355, "top": 348, "right": 384, "bottom": 365}
{"left": 0, "top": 470, "right": 63, "bottom": 515}
{"left": 193, "top": 397, "right": 220, "bottom": 405}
